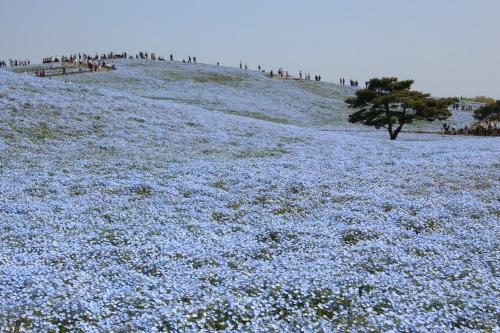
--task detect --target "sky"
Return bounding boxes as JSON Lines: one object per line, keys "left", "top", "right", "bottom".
{"left": 0, "top": 0, "right": 499, "bottom": 98}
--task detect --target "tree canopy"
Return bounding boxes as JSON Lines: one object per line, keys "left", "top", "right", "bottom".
{"left": 345, "top": 77, "right": 457, "bottom": 140}
{"left": 474, "top": 100, "right": 500, "bottom": 122}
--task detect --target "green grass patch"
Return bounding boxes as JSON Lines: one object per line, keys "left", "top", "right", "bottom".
{"left": 128, "top": 117, "right": 145, "bottom": 123}
{"left": 30, "top": 123, "right": 54, "bottom": 141}
{"left": 234, "top": 148, "right": 289, "bottom": 159}
{"left": 463, "top": 96, "right": 496, "bottom": 104}
{"left": 221, "top": 109, "right": 290, "bottom": 124}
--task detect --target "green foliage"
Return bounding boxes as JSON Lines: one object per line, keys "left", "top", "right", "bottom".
{"left": 134, "top": 185, "right": 153, "bottom": 197}
{"left": 31, "top": 123, "right": 54, "bottom": 141}
{"left": 345, "top": 77, "right": 457, "bottom": 140}
{"left": 464, "top": 96, "right": 496, "bottom": 104}
{"left": 473, "top": 100, "right": 500, "bottom": 122}
{"left": 341, "top": 228, "right": 378, "bottom": 245}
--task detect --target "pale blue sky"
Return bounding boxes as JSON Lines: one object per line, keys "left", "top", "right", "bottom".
{"left": 1, "top": 0, "right": 499, "bottom": 98}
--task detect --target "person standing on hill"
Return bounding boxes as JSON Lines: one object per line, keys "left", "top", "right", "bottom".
{"left": 240, "top": 61, "right": 242, "bottom": 69}
{"left": 170, "top": 54, "right": 174, "bottom": 61}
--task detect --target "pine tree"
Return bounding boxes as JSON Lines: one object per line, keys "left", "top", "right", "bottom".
{"left": 345, "top": 77, "right": 457, "bottom": 140}
{"left": 474, "top": 100, "right": 500, "bottom": 122}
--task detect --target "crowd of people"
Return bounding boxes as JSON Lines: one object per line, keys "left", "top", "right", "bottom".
{"left": 298, "top": 71, "right": 313, "bottom": 80}
{"left": 37, "top": 51, "right": 201, "bottom": 72}
{"left": 137, "top": 52, "right": 159, "bottom": 60}
{"left": 452, "top": 103, "right": 476, "bottom": 112}
{"left": 43, "top": 52, "right": 129, "bottom": 64}
{"left": 35, "top": 58, "right": 116, "bottom": 77}
{"left": 182, "top": 56, "right": 197, "bottom": 63}
{"left": 442, "top": 121, "right": 498, "bottom": 136}
{"left": 35, "top": 52, "right": 122, "bottom": 77}
{"left": 41, "top": 51, "right": 166, "bottom": 65}
{"left": 266, "top": 67, "right": 321, "bottom": 82}
{"left": 1, "top": 50, "right": 328, "bottom": 87}
{"left": 0, "top": 50, "right": 363, "bottom": 90}
{"left": 277, "top": 68, "right": 289, "bottom": 78}
{"left": 338, "top": 78, "right": 359, "bottom": 87}
{"left": 86, "top": 60, "right": 116, "bottom": 72}
{"left": 0, "top": 59, "right": 30, "bottom": 67}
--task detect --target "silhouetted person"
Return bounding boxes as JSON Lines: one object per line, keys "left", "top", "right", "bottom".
{"left": 442, "top": 122, "right": 450, "bottom": 132}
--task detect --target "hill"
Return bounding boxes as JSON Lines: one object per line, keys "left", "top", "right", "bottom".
{"left": 0, "top": 61, "right": 498, "bottom": 332}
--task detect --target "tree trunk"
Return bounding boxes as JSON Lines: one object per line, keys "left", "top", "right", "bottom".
{"left": 388, "top": 122, "right": 394, "bottom": 140}
{"left": 391, "top": 109, "right": 407, "bottom": 140}
{"left": 390, "top": 123, "right": 405, "bottom": 140}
